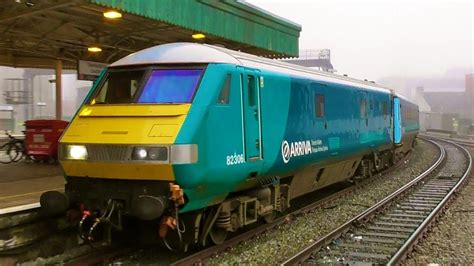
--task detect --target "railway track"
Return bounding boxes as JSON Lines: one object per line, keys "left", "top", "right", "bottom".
{"left": 0, "top": 208, "right": 49, "bottom": 252}
{"left": 68, "top": 138, "right": 471, "bottom": 265}
{"left": 442, "top": 138, "right": 474, "bottom": 147}
{"left": 421, "top": 133, "right": 474, "bottom": 148}
{"left": 170, "top": 147, "right": 419, "bottom": 266}
{"left": 3, "top": 136, "right": 460, "bottom": 265}
{"left": 282, "top": 138, "right": 472, "bottom": 265}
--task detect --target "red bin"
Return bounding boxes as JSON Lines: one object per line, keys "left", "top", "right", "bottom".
{"left": 25, "top": 119, "right": 69, "bottom": 160}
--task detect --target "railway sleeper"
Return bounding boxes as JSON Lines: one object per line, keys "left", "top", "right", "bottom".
{"left": 392, "top": 209, "right": 429, "bottom": 215}
{"left": 401, "top": 203, "right": 437, "bottom": 209}
{"left": 422, "top": 185, "right": 454, "bottom": 189}
{"left": 407, "top": 196, "right": 442, "bottom": 202}
{"left": 404, "top": 199, "right": 439, "bottom": 205}
{"left": 397, "top": 205, "right": 434, "bottom": 211}
{"left": 365, "top": 225, "right": 414, "bottom": 234}
{"left": 378, "top": 216, "right": 424, "bottom": 224}
{"left": 386, "top": 213, "right": 427, "bottom": 219}
{"left": 418, "top": 188, "right": 450, "bottom": 193}
{"left": 410, "top": 192, "right": 445, "bottom": 197}
{"left": 319, "top": 251, "right": 389, "bottom": 262}
{"left": 372, "top": 221, "right": 419, "bottom": 228}
{"left": 354, "top": 231, "right": 410, "bottom": 239}
{"left": 351, "top": 236, "right": 403, "bottom": 245}
{"left": 338, "top": 242, "right": 398, "bottom": 253}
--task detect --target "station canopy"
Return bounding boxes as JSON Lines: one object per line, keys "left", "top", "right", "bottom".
{"left": 0, "top": 0, "right": 301, "bottom": 69}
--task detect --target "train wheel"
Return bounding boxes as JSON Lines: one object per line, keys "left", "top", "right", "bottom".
{"left": 209, "top": 226, "right": 227, "bottom": 245}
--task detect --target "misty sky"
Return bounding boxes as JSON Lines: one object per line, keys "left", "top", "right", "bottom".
{"left": 248, "top": 0, "right": 473, "bottom": 81}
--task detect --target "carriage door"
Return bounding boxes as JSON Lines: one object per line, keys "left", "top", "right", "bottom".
{"left": 241, "top": 69, "right": 262, "bottom": 161}
{"left": 393, "top": 97, "right": 402, "bottom": 144}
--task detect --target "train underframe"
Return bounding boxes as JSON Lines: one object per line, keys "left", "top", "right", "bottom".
{"left": 41, "top": 136, "right": 417, "bottom": 249}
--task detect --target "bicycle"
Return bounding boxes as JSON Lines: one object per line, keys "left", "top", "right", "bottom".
{"left": 0, "top": 131, "right": 26, "bottom": 164}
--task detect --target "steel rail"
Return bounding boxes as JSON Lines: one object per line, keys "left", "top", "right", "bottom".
{"left": 171, "top": 148, "right": 414, "bottom": 266}
{"left": 447, "top": 139, "right": 474, "bottom": 147}
{"left": 420, "top": 133, "right": 474, "bottom": 147}
{"left": 281, "top": 137, "right": 445, "bottom": 265}
{"left": 388, "top": 140, "right": 472, "bottom": 265}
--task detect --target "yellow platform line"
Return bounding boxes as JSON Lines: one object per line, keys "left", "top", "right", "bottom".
{"left": 0, "top": 187, "right": 64, "bottom": 201}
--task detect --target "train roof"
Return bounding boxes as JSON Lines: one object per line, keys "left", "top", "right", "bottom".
{"left": 394, "top": 92, "right": 418, "bottom": 106}
{"left": 111, "top": 42, "right": 392, "bottom": 94}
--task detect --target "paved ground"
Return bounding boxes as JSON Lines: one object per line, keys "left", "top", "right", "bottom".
{"left": 0, "top": 162, "right": 64, "bottom": 209}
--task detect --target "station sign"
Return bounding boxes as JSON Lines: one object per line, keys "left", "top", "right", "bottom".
{"left": 77, "top": 60, "right": 108, "bottom": 81}
{"left": 0, "top": 105, "right": 13, "bottom": 111}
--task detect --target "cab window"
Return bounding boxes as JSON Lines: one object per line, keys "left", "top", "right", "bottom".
{"left": 92, "top": 70, "right": 145, "bottom": 104}
{"left": 217, "top": 74, "right": 231, "bottom": 104}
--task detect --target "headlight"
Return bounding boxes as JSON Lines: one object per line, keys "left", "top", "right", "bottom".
{"left": 132, "top": 147, "right": 148, "bottom": 160}
{"left": 66, "top": 145, "right": 88, "bottom": 160}
{"left": 132, "top": 147, "right": 168, "bottom": 161}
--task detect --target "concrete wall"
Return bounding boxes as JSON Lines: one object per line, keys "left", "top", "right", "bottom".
{"left": 422, "top": 112, "right": 460, "bottom": 132}
{"left": 464, "top": 74, "right": 474, "bottom": 121}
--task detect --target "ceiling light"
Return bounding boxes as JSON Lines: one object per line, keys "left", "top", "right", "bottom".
{"left": 192, "top": 33, "right": 206, "bottom": 39}
{"left": 87, "top": 46, "right": 102, "bottom": 52}
{"left": 103, "top": 10, "right": 122, "bottom": 19}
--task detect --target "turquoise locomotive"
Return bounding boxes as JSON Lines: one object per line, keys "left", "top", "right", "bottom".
{"left": 41, "top": 43, "right": 419, "bottom": 248}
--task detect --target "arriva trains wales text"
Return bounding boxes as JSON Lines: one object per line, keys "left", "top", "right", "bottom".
{"left": 281, "top": 139, "right": 328, "bottom": 163}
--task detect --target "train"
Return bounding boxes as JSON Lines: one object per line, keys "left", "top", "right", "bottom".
{"left": 40, "top": 42, "right": 419, "bottom": 249}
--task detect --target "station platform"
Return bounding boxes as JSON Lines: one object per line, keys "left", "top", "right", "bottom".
{"left": 0, "top": 162, "right": 64, "bottom": 210}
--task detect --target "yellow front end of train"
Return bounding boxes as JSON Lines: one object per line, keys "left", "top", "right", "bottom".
{"left": 59, "top": 104, "right": 191, "bottom": 181}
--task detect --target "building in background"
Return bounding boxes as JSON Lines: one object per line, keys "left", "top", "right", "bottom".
{"left": 415, "top": 74, "right": 474, "bottom": 134}
{"left": 0, "top": 66, "right": 92, "bottom": 133}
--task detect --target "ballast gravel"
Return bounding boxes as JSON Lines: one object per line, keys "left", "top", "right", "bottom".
{"left": 206, "top": 140, "right": 439, "bottom": 265}
{"left": 406, "top": 146, "right": 474, "bottom": 265}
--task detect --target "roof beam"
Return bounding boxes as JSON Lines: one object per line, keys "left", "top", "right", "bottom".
{"left": 0, "top": 1, "right": 78, "bottom": 23}
{"left": 0, "top": 54, "right": 76, "bottom": 69}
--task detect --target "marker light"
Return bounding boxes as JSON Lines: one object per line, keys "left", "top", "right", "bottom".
{"left": 148, "top": 147, "right": 168, "bottom": 161}
{"left": 103, "top": 10, "right": 122, "bottom": 19}
{"left": 87, "top": 46, "right": 102, "bottom": 53}
{"left": 192, "top": 33, "right": 206, "bottom": 39}
{"left": 68, "top": 145, "right": 88, "bottom": 160}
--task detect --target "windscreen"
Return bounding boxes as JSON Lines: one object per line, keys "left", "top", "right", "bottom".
{"left": 90, "top": 68, "right": 203, "bottom": 105}
{"left": 138, "top": 69, "right": 203, "bottom": 103}
{"left": 92, "top": 70, "right": 145, "bottom": 104}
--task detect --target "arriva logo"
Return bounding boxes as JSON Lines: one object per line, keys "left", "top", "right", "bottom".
{"left": 281, "top": 140, "right": 313, "bottom": 163}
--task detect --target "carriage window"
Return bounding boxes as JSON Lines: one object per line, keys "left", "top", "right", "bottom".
{"left": 315, "top": 94, "right": 325, "bottom": 117}
{"left": 248, "top": 75, "right": 256, "bottom": 106}
{"left": 217, "top": 74, "right": 231, "bottom": 104}
{"left": 382, "top": 101, "right": 388, "bottom": 115}
{"left": 91, "top": 70, "right": 145, "bottom": 104}
{"left": 360, "top": 99, "right": 367, "bottom": 118}
{"left": 139, "top": 69, "right": 203, "bottom": 103}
